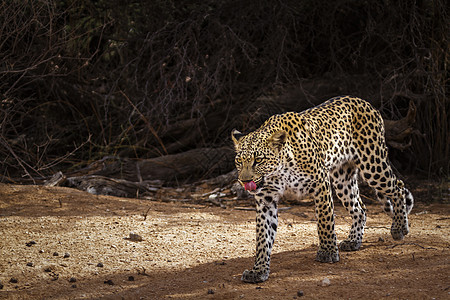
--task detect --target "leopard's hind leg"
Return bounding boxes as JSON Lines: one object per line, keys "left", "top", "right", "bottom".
{"left": 358, "top": 155, "right": 412, "bottom": 240}
{"left": 331, "top": 162, "right": 366, "bottom": 251}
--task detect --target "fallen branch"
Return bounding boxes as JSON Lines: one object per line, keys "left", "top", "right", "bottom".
{"left": 387, "top": 242, "right": 438, "bottom": 250}
{"left": 233, "top": 206, "right": 256, "bottom": 211}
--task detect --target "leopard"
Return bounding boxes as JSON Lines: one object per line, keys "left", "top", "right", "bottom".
{"left": 231, "top": 96, "right": 414, "bottom": 283}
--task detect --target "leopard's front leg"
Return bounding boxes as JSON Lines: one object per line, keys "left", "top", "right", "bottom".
{"left": 242, "top": 194, "right": 279, "bottom": 283}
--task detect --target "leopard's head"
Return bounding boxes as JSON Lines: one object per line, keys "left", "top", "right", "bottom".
{"left": 231, "top": 128, "right": 287, "bottom": 191}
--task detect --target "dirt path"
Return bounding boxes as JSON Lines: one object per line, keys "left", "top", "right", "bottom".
{"left": 0, "top": 183, "right": 449, "bottom": 299}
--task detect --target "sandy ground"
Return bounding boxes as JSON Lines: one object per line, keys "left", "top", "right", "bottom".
{"left": 0, "top": 183, "right": 449, "bottom": 299}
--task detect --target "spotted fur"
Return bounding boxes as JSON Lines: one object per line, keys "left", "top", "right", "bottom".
{"left": 232, "top": 96, "right": 414, "bottom": 283}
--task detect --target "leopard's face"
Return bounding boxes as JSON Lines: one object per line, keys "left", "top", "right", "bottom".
{"left": 233, "top": 146, "right": 273, "bottom": 190}
{"left": 231, "top": 128, "right": 286, "bottom": 191}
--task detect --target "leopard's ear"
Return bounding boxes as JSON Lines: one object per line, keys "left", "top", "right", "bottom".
{"left": 268, "top": 130, "right": 287, "bottom": 151}
{"left": 231, "top": 129, "right": 245, "bottom": 145}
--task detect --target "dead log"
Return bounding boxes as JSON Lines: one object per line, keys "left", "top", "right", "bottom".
{"left": 384, "top": 100, "right": 422, "bottom": 150}
{"left": 196, "top": 170, "right": 238, "bottom": 188}
{"left": 53, "top": 147, "right": 233, "bottom": 198}
{"left": 49, "top": 147, "right": 236, "bottom": 198}
{"left": 93, "top": 147, "right": 235, "bottom": 183}
{"left": 64, "top": 175, "right": 162, "bottom": 198}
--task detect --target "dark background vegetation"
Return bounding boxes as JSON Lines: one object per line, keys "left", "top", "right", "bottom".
{"left": 0, "top": 0, "right": 448, "bottom": 184}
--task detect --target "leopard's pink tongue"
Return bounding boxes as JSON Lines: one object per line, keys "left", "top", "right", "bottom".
{"left": 244, "top": 181, "right": 257, "bottom": 191}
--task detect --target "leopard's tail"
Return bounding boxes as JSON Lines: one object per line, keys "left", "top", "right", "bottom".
{"left": 404, "top": 188, "right": 414, "bottom": 215}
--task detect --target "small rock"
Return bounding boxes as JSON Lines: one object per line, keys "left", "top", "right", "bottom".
{"left": 297, "top": 290, "right": 304, "bottom": 296}
{"left": 69, "top": 277, "right": 77, "bottom": 283}
{"left": 39, "top": 249, "right": 45, "bottom": 254}
{"left": 207, "top": 289, "right": 215, "bottom": 294}
{"left": 128, "top": 276, "right": 135, "bottom": 281}
{"left": 126, "top": 232, "right": 143, "bottom": 242}
{"left": 10, "top": 278, "right": 18, "bottom": 284}
{"left": 26, "top": 262, "right": 34, "bottom": 267}
{"left": 104, "top": 279, "right": 114, "bottom": 285}
{"left": 64, "top": 253, "right": 70, "bottom": 258}
{"left": 53, "top": 252, "right": 59, "bottom": 256}
{"left": 26, "top": 241, "right": 36, "bottom": 247}
{"left": 321, "top": 277, "right": 331, "bottom": 286}
{"left": 208, "top": 194, "right": 219, "bottom": 200}
{"left": 97, "top": 263, "right": 104, "bottom": 268}
{"left": 51, "top": 274, "right": 59, "bottom": 281}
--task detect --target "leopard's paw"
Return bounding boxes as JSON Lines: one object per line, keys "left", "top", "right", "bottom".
{"left": 316, "top": 249, "right": 339, "bottom": 263}
{"left": 241, "top": 269, "right": 269, "bottom": 283}
{"left": 391, "top": 223, "right": 409, "bottom": 241}
{"left": 339, "top": 240, "right": 362, "bottom": 251}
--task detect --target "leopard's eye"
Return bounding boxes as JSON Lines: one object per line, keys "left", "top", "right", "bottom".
{"left": 254, "top": 157, "right": 264, "bottom": 164}
{"left": 235, "top": 157, "right": 242, "bottom": 164}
